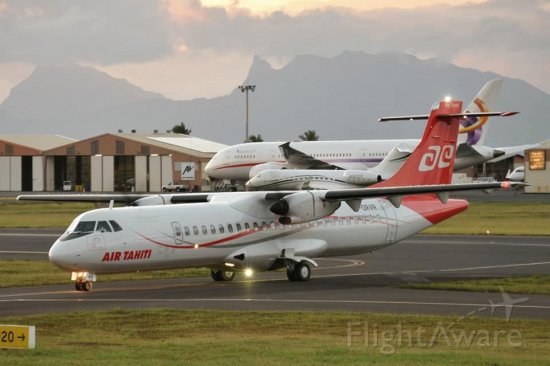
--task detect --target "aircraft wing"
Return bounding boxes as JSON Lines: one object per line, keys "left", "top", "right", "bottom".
{"left": 321, "top": 182, "right": 525, "bottom": 203}
{"left": 487, "top": 143, "right": 541, "bottom": 163}
{"left": 17, "top": 193, "right": 213, "bottom": 206}
{"left": 278, "top": 142, "right": 344, "bottom": 170}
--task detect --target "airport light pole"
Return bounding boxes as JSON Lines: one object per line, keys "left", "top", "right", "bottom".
{"left": 238, "top": 83, "right": 256, "bottom": 142}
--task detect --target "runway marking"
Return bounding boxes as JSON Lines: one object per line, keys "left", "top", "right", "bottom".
{"left": 0, "top": 297, "right": 549, "bottom": 311}
{"left": 0, "top": 233, "right": 60, "bottom": 237}
{"left": 313, "top": 261, "right": 550, "bottom": 279}
{"left": 315, "top": 258, "right": 365, "bottom": 270}
{"left": 401, "top": 240, "right": 550, "bottom": 248}
{"left": 0, "top": 250, "right": 48, "bottom": 254}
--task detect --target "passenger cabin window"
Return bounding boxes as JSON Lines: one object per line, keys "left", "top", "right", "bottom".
{"left": 219, "top": 224, "right": 225, "bottom": 234}
{"left": 210, "top": 225, "right": 216, "bottom": 234}
{"left": 253, "top": 222, "right": 259, "bottom": 230}
{"left": 236, "top": 223, "right": 242, "bottom": 231}
{"left": 184, "top": 226, "right": 190, "bottom": 236}
{"left": 96, "top": 221, "right": 112, "bottom": 233}
{"left": 202, "top": 225, "right": 208, "bottom": 235}
{"left": 244, "top": 223, "right": 250, "bottom": 230}
{"left": 193, "top": 226, "right": 199, "bottom": 235}
{"left": 228, "top": 224, "right": 233, "bottom": 233}
{"left": 109, "top": 220, "right": 123, "bottom": 232}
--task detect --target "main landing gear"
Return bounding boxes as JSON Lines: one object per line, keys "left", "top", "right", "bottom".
{"left": 211, "top": 269, "right": 235, "bottom": 282}
{"left": 286, "top": 260, "right": 311, "bottom": 282}
{"left": 72, "top": 272, "right": 96, "bottom": 292}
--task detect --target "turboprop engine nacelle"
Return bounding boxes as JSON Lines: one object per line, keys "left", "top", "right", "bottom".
{"left": 270, "top": 191, "right": 341, "bottom": 225}
{"left": 249, "top": 162, "right": 288, "bottom": 179}
{"left": 342, "top": 170, "right": 381, "bottom": 185}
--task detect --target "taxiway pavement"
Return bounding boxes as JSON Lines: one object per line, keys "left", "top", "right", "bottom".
{"left": 0, "top": 230, "right": 549, "bottom": 320}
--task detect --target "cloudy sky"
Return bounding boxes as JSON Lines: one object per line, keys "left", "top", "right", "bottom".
{"left": 0, "top": 0, "right": 548, "bottom": 102}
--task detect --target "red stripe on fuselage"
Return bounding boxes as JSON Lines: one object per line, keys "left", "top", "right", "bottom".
{"left": 137, "top": 229, "right": 263, "bottom": 249}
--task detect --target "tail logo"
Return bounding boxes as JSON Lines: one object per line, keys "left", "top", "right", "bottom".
{"left": 459, "top": 98, "right": 488, "bottom": 145}
{"left": 419, "top": 145, "right": 455, "bottom": 172}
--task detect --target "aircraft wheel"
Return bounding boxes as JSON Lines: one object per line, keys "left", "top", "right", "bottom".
{"left": 211, "top": 269, "right": 235, "bottom": 282}
{"left": 75, "top": 282, "right": 83, "bottom": 291}
{"left": 83, "top": 281, "right": 93, "bottom": 292}
{"left": 287, "top": 261, "right": 311, "bottom": 282}
{"left": 286, "top": 267, "right": 298, "bottom": 282}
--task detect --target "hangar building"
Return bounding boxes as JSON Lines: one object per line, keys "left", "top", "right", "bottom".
{"left": 525, "top": 141, "right": 550, "bottom": 193}
{"left": 0, "top": 135, "right": 76, "bottom": 191}
{"left": 43, "top": 133, "right": 227, "bottom": 192}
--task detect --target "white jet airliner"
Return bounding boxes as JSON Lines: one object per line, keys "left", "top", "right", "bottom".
{"left": 245, "top": 143, "right": 411, "bottom": 190}
{"left": 205, "top": 79, "right": 527, "bottom": 181}
{"left": 18, "top": 98, "right": 520, "bottom": 292}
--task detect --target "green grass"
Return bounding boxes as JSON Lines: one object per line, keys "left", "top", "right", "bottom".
{"left": 422, "top": 202, "right": 550, "bottom": 235}
{"left": 0, "top": 199, "right": 95, "bottom": 228}
{"left": 0, "top": 260, "right": 209, "bottom": 288}
{"left": 0, "top": 309, "right": 548, "bottom": 365}
{"left": 401, "top": 274, "right": 550, "bottom": 296}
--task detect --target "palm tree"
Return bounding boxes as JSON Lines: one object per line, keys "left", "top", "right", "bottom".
{"left": 172, "top": 122, "right": 192, "bottom": 135}
{"left": 299, "top": 129, "right": 319, "bottom": 141}
{"left": 247, "top": 134, "right": 263, "bottom": 142}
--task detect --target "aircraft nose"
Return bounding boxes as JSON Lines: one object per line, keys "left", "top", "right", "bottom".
{"left": 49, "top": 241, "right": 75, "bottom": 271}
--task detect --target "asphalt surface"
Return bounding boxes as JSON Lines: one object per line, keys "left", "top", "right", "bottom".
{"left": 1, "top": 229, "right": 549, "bottom": 320}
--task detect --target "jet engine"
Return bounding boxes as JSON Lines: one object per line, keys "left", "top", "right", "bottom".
{"left": 270, "top": 191, "right": 340, "bottom": 224}
{"left": 249, "top": 162, "right": 288, "bottom": 179}
{"left": 342, "top": 170, "right": 381, "bottom": 185}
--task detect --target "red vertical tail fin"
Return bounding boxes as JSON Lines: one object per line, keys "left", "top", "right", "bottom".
{"left": 374, "top": 99, "right": 463, "bottom": 187}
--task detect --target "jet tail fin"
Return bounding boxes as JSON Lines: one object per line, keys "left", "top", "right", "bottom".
{"left": 459, "top": 79, "right": 503, "bottom": 146}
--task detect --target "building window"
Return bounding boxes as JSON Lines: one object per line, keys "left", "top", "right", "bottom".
{"left": 5, "top": 144, "right": 14, "bottom": 155}
{"left": 140, "top": 145, "right": 150, "bottom": 155}
{"left": 66, "top": 146, "right": 75, "bottom": 155}
{"left": 528, "top": 150, "right": 546, "bottom": 170}
{"left": 116, "top": 140, "right": 125, "bottom": 155}
{"left": 90, "top": 140, "right": 99, "bottom": 155}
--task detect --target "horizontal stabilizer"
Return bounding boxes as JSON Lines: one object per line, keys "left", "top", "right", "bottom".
{"left": 379, "top": 111, "right": 518, "bottom": 122}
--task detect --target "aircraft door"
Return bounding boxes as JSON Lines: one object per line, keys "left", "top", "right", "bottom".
{"left": 380, "top": 199, "right": 398, "bottom": 244}
{"left": 171, "top": 222, "right": 183, "bottom": 245}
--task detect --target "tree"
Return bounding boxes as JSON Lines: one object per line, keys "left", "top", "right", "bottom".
{"left": 247, "top": 134, "right": 263, "bottom": 142}
{"left": 299, "top": 129, "right": 320, "bottom": 141}
{"left": 172, "top": 122, "right": 192, "bottom": 135}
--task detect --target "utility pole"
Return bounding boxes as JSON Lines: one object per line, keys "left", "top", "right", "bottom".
{"left": 238, "top": 83, "right": 256, "bottom": 142}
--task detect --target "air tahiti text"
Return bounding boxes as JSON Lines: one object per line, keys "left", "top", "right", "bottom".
{"left": 102, "top": 250, "right": 152, "bottom": 262}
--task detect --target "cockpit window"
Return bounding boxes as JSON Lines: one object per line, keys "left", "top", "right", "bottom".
{"left": 75, "top": 221, "right": 96, "bottom": 233}
{"left": 96, "top": 221, "right": 112, "bottom": 233}
{"left": 109, "top": 220, "right": 123, "bottom": 232}
{"left": 60, "top": 220, "right": 95, "bottom": 241}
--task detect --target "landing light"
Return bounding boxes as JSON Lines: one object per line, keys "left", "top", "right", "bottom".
{"left": 244, "top": 268, "right": 254, "bottom": 278}
{"left": 225, "top": 262, "right": 235, "bottom": 267}
{"left": 194, "top": 244, "right": 199, "bottom": 249}
{"left": 444, "top": 95, "right": 452, "bottom": 102}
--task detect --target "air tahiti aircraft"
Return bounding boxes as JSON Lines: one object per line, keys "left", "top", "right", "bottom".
{"left": 205, "top": 79, "right": 514, "bottom": 181}
{"left": 18, "top": 98, "right": 520, "bottom": 292}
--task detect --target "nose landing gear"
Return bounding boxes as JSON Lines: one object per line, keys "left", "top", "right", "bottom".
{"left": 71, "top": 272, "right": 97, "bottom": 292}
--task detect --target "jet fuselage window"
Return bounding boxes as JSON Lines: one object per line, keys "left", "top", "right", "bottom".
{"left": 236, "top": 223, "right": 242, "bottom": 231}
{"left": 202, "top": 225, "right": 208, "bottom": 235}
{"left": 210, "top": 225, "right": 216, "bottom": 234}
{"left": 228, "top": 224, "right": 233, "bottom": 233}
{"left": 219, "top": 224, "right": 225, "bottom": 234}
{"left": 193, "top": 226, "right": 199, "bottom": 235}
{"left": 184, "top": 226, "right": 190, "bottom": 236}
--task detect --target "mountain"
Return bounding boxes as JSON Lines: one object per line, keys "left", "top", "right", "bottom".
{"left": 0, "top": 54, "right": 548, "bottom": 146}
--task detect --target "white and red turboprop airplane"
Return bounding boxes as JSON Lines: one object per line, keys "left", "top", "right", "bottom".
{"left": 18, "top": 99, "right": 520, "bottom": 291}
